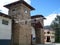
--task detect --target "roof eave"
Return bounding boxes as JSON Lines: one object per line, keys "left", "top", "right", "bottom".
{"left": 0, "top": 12, "right": 11, "bottom": 19}
{"left": 4, "top": 1, "right": 35, "bottom": 10}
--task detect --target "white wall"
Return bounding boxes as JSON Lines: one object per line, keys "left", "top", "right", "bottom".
{"left": 0, "top": 16, "right": 12, "bottom": 39}
{"left": 31, "top": 27, "right": 36, "bottom": 38}
{"left": 44, "top": 29, "right": 55, "bottom": 43}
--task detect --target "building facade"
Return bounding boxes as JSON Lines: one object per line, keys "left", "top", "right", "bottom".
{"left": 0, "top": 0, "right": 46, "bottom": 45}
{"left": 0, "top": 12, "right": 12, "bottom": 45}
{"left": 44, "top": 29, "right": 55, "bottom": 44}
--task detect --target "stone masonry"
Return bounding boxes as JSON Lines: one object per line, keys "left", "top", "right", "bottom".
{"left": 31, "top": 15, "right": 45, "bottom": 44}
{"left": 4, "top": 0, "right": 45, "bottom": 45}
{"left": 4, "top": 0, "right": 34, "bottom": 45}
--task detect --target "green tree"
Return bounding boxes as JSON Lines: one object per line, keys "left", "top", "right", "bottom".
{"left": 50, "top": 15, "right": 60, "bottom": 43}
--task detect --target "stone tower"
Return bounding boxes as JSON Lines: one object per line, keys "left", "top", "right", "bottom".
{"left": 4, "top": 0, "right": 35, "bottom": 45}
{"left": 31, "top": 15, "right": 45, "bottom": 44}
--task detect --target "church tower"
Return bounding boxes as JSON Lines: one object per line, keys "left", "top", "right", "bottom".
{"left": 4, "top": 0, "right": 35, "bottom": 45}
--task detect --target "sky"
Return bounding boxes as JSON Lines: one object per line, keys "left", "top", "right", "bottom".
{"left": 0, "top": 0, "right": 60, "bottom": 26}
{"left": 31, "top": 0, "right": 60, "bottom": 16}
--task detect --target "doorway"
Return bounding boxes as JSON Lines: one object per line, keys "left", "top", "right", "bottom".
{"left": 47, "top": 36, "right": 51, "bottom": 42}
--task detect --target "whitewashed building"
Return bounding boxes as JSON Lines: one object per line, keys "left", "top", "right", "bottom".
{"left": 44, "top": 29, "right": 55, "bottom": 44}
{"left": 0, "top": 12, "right": 12, "bottom": 45}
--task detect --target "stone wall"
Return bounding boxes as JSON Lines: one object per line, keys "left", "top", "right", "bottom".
{"left": 9, "top": 3, "right": 32, "bottom": 45}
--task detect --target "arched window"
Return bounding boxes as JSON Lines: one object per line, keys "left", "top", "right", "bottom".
{"left": 47, "top": 31, "right": 50, "bottom": 34}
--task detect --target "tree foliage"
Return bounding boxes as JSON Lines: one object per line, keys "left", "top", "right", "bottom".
{"left": 50, "top": 15, "right": 60, "bottom": 43}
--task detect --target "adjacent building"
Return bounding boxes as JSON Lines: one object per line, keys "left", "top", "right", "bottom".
{"left": 0, "top": 12, "right": 12, "bottom": 45}
{"left": 44, "top": 28, "right": 55, "bottom": 44}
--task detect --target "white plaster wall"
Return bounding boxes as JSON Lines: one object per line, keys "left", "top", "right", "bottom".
{"left": 44, "top": 29, "right": 55, "bottom": 43}
{"left": 51, "top": 38, "right": 55, "bottom": 42}
{"left": 0, "top": 16, "right": 12, "bottom": 39}
{"left": 31, "top": 27, "right": 36, "bottom": 38}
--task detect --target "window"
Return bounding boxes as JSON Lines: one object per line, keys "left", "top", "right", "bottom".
{"left": 2, "top": 19, "right": 9, "bottom": 25}
{"left": 12, "top": 9, "right": 15, "bottom": 11}
{"left": 25, "top": 21, "right": 27, "bottom": 24}
{"left": 12, "top": 8, "right": 16, "bottom": 14}
{"left": 52, "top": 32, "right": 55, "bottom": 34}
{"left": 24, "top": 8, "right": 28, "bottom": 13}
{"left": 44, "top": 32, "right": 46, "bottom": 34}
{"left": 47, "top": 31, "right": 50, "bottom": 34}
{"left": 51, "top": 36, "right": 54, "bottom": 38}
